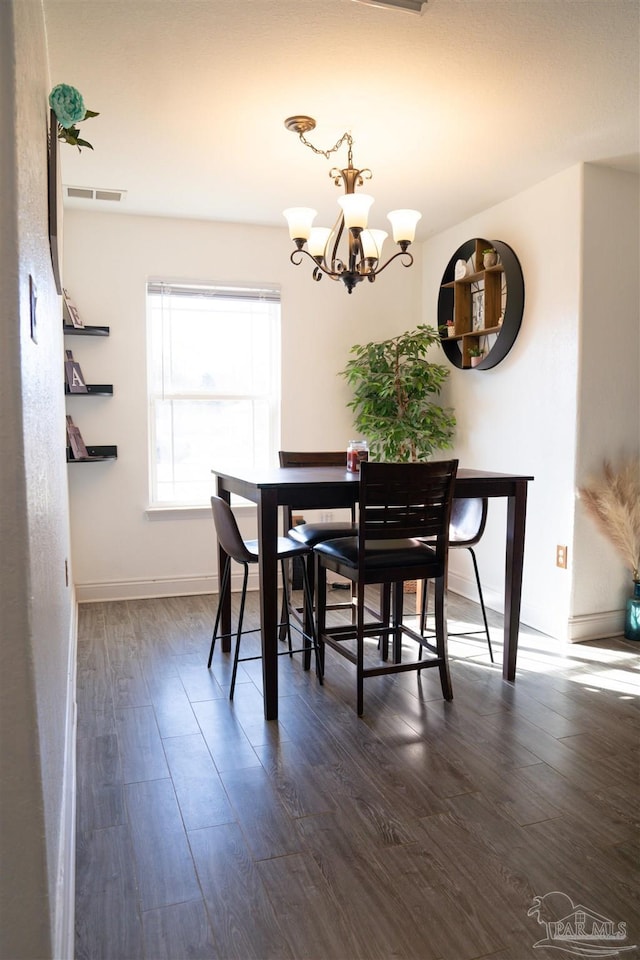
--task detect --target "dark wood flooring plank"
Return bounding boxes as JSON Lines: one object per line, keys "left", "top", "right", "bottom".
{"left": 509, "top": 760, "right": 635, "bottom": 845}
{"left": 192, "top": 697, "right": 261, "bottom": 772}
{"left": 519, "top": 817, "right": 640, "bottom": 926}
{"left": 298, "top": 690, "right": 450, "bottom": 820}
{"left": 225, "top": 680, "right": 295, "bottom": 749}
{"left": 414, "top": 811, "right": 538, "bottom": 956}
{"left": 110, "top": 655, "right": 151, "bottom": 709}
{"left": 147, "top": 673, "right": 201, "bottom": 738}
{"left": 77, "top": 600, "right": 106, "bottom": 633}
{"left": 296, "top": 810, "right": 433, "bottom": 960}
{"left": 142, "top": 898, "right": 220, "bottom": 960}
{"left": 75, "top": 824, "right": 143, "bottom": 960}
{"left": 256, "top": 852, "right": 363, "bottom": 960}
{"left": 76, "top": 733, "right": 124, "bottom": 840}
{"left": 174, "top": 652, "right": 227, "bottom": 702}
{"left": 459, "top": 705, "right": 615, "bottom": 790}
{"left": 410, "top": 727, "right": 564, "bottom": 828}
{"left": 218, "top": 765, "right": 303, "bottom": 861}
{"left": 163, "top": 733, "right": 235, "bottom": 831}
{"left": 254, "top": 738, "right": 338, "bottom": 819}
{"left": 381, "top": 840, "right": 504, "bottom": 960}
{"left": 125, "top": 778, "right": 201, "bottom": 911}
{"left": 189, "top": 823, "right": 294, "bottom": 960}
{"left": 115, "top": 704, "right": 169, "bottom": 783}
{"left": 76, "top": 628, "right": 116, "bottom": 740}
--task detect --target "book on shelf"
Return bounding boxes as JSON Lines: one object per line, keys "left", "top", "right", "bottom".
{"left": 66, "top": 415, "right": 89, "bottom": 460}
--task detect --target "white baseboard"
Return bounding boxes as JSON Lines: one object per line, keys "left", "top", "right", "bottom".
{"left": 448, "top": 571, "right": 624, "bottom": 643}
{"left": 565, "top": 609, "right": 625, "bottom": 643}
{"left": 54, "top": 593, "right": 77, "bottom": 960}
{"left": 75, "top": 572, "right": 260, "bottom": 603}
{"left": 76, "top": 572, "right": 626, "bottom": 644}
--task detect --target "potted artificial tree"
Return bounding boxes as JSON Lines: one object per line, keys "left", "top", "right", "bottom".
{"left": 340, "top": 324, "right": 456, "bottom": 462}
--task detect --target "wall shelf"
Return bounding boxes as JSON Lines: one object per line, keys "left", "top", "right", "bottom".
{"left": 65, "top": 384, "right": 113, "bottom": 396}
{"left": 438, "top": 238, "right": 524, "bottom": 370}
{"left": 63, "top": 324, "right": 110, "bottom": 337}
{"left": 62, "top": 318, "right": 116, "bottom": 460}
{"left": 67, "top": 445, "right": 118, "bottom": 463}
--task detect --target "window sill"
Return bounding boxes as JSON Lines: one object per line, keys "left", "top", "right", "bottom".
{"left": 145, "top": 502, "right": 256, "bottom": 522}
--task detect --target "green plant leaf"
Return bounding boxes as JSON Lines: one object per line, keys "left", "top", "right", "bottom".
{"left": 339, "top": 324, "right": 456, "bottom": 461}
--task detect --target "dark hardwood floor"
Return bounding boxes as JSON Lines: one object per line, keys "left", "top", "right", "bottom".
{"left": 75, "top": 589, "right": 639, "bottom": 960}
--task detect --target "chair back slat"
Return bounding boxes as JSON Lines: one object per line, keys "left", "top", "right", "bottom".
{"left": 359, "top": 460, "right": 458, "bottom": 551}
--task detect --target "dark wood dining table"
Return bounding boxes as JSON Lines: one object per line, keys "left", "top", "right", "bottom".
{"left": 214, "top": 465, "right": 534, "bottom": 720}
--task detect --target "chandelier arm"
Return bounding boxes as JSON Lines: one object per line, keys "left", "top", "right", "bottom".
{"left": 368, "top": 249, "right": 414, "bottom": 277}
{"left": 290, "top": 247, "right": 341, "bottom": 281}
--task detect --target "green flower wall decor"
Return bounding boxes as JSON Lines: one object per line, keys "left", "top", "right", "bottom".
{"left": 49, "top": 84, "right": 99, "bottom": 151}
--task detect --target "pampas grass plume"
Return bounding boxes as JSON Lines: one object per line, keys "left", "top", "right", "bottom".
{"left": 579, "top": 458, "right": 640, "bottom": 581}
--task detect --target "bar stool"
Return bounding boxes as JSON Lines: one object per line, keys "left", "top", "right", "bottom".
{"left": 279, "top": 451, "right": 358, "bottom": 647}
{"left": 207, "top": 496, "right": 322, "bottom": 698}
{"left": 314, "top": 460, "right": 458, "bottom": 716}
{"left": 420, "top": 497, "right": 494, "bottom": 662}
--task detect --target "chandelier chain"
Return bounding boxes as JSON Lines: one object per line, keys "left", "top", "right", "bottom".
{"left": 299, "top": 130, "right": 354, "bottom": 165}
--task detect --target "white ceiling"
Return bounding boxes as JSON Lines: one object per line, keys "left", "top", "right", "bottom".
{"left": 44, "top": 0, "right": 639, "bottom": 241}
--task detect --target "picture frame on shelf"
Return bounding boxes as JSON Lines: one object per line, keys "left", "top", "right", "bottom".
{"left": 63, "top": 288, "right": 84, "bottom": 328}
{"left": 48, "top": 110, "right": 63, "bottom": 296}
{"left": 64, "top": 350, "right": 88, "bottom": 393}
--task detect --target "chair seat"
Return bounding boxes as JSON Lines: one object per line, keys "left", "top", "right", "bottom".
{"left": 315, "top": 536, "right": 438, "bottom": 571}
{"left": 290, "top": 521, "right": 357, "bottom": 547}
{"left": 242, "top": 536, "right": 313, "bottom": 561}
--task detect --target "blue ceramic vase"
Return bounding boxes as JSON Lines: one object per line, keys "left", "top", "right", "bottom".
{"left": 624, "top": 580, "right": 640, "bottom": 641}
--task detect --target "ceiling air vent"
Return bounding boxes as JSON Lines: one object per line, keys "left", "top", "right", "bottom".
{"left": 65, "top": 186, "right": 127, "bottom": 202}
{"left": 351, "top": 0, "right": 427, "bottom": 12}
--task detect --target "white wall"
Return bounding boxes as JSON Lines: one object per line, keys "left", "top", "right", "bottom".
{"left": 62, "top": 210, "right": 420, "bottom": 600}
{"left": 0, "top": 2, "right": 76, "bottom": 957}
{"left": 573, "top": 164, "right": 640, "bottom": 623}
{"left": 421, "top": 163, "right": 639, "bottom": 642}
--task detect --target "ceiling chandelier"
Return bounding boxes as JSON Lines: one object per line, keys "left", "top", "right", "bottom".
{"left": 283, "top": 116, "right": 421, "bottom": 294}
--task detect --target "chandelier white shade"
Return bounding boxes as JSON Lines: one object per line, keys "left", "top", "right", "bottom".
{"left": 282, "top": 207, "right": 316, "bottom": 242}
{"left": 387, "top": 209, "right": 422, "bottom": 244}
{"left": 283, "top": 115, "right": 421, "bottom": 294}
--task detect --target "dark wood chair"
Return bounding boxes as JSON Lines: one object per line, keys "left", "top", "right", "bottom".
{"left": 420, "top": 497, "right": 494, "bottom": 662}
{"left": 314, "top": 459, "right": 458, "bottom": 715}
{"left": 278, "top": 451, "right": 358, "bottom": 648}
{"left": 207, "top": 496, "right": 322, "bottom": 698}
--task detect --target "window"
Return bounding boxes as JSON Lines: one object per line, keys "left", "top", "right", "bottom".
{"left": 147, "top": 281, "right": 281, "bottom": 506}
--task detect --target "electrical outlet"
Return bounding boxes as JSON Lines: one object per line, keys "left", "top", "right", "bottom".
{"left": 556, "top": 545, "right": 568, "bottom": 569}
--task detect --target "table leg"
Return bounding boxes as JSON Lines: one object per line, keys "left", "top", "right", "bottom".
{"left": 216, "top": 481, "right": 232, "bottom": 653}
{"left": 257, "top": 488, "right": 279, "bottom": 720}
{"left": 503, "top": 480, "right": 528, "bottom": 681}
